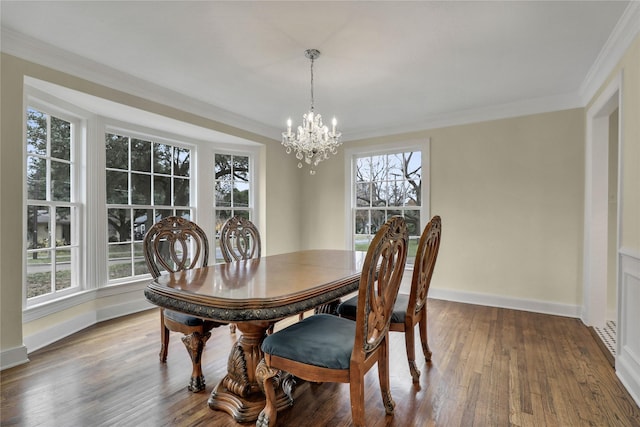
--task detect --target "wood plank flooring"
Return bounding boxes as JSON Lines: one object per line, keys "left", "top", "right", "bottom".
{"left": 2, "top": 299, "right": 639, "bottom": 426}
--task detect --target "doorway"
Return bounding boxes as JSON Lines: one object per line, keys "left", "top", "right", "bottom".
{"left": 583, "top": 75, "right": 621, "bottom": 362}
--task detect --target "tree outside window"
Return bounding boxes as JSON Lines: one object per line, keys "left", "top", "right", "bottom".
{"left": 214, "top": 153, "right": 251, "bottom": 262}
{"left": 105, "top": 132, "right": 192, "bottom": 280}
{"left": 25, "top": 107, "right": 78, "bottom": 300}
{"left": 354, "top": 151, "right": 422, "bottom": 264}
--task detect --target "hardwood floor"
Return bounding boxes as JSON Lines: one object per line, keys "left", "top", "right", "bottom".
{"left": 2, "top": 299, "right": 639, "bottom": 426}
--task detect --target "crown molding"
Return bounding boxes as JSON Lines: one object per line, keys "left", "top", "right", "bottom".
{"left": 0, "top": 27, "right": 281, "bottom": 141}
{"left": 343, "top": 91, "right": 582, "bottom": 142}
{"left": 580, "top": 1, "right": 640, "bottom": 105}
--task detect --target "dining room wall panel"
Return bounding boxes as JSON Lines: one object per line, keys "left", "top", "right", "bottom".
{"left": 298, "top": 150, "right": 348, "bottom": 250}
{"left": 0, "top": 53, "right": 29, "bottom": 368}
{"left": 263, "top": 133, "right": 304, "bottom": 255}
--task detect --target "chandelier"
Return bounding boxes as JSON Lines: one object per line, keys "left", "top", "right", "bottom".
{"left": 282, "top": 49, "right": 342, "bottom": 175}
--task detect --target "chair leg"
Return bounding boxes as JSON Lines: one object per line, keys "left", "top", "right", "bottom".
{"left": 181, "top": 330, "right": 211, "bottom": 393}
{"left": 419, "top": 313, "right": 432, "bottom": 363}
{"left": 349, "top": 369, "right": 366, "bottom": 427}
{"left": 159, "top": 310, "right": 169, "bottom": 363}
{"left": 256, "top": 359, "right": 279, "bottom": 427}
{"left": 405, "top": 322, "right": 420, "bottom": 383}
{"left": 378, "top": 338, "right": 396, "bottom": 416}
{"left": 229, "top": 323, "right": 237, "bottom": 333}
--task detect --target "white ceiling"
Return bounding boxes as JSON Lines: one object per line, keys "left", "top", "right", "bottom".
{"left": 0, "top": 1, "right": 634, "bottom": 142}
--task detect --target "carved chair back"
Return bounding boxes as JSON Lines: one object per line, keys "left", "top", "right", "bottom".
{"left": 219, "top": 216, "right": 261, "bottom": 262}
{"left": 354, "top": 215, "right": 408, "bottom": 357}
{"left": 407, "top": 215, "right": 441, "bottom": 318}
{"left": 143, "top": 216, "right": 209, "bottom": 279}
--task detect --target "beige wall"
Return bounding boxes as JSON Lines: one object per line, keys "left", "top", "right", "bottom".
{"left": 304, "top": 109, "right": 586, "bottom": 306}
{"left": 0, "top": 54, "right": 25, "bottom": 356}
{"left": 0, "top": 53, "right": 302, "bottom": 356}
{"left": 264, "top": 137, "right": 305, "bottom": 255}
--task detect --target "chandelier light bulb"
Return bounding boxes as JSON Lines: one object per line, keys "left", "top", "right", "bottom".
{"left": 282, "top": 49, "right": 342, "bottom": 174}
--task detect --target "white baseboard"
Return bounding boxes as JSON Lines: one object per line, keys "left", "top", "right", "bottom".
{"left": 96, "top": 298, "right": 155, "bottom": 323}
{"left": 429, "top": 287, "right": 581, "bottom": 318}
{"left": 23, "top": 311, "right": 97, "bottom": 354}
{"left": 0, "top": 345, "right": 29, "bottom": 370}
{"left": 23, "top": 298, "right": 154, "bottom": 354}
{"left": 618, "top": 352, "right": 640, "bottom": 407}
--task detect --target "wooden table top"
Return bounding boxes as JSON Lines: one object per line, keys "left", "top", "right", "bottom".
{"left": 144, "top": 249, "right": 366, "bottom": 322}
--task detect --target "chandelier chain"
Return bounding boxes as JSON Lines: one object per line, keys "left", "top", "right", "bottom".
{"left": 310, "top": 55, "right": 315, "bottom": 112}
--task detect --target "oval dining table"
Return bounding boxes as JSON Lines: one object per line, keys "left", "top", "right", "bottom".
{"left": 144, "top": 249, "right": 366, "bottom": 423}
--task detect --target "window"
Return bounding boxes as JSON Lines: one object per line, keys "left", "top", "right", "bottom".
{"left": 105, "top": 131, "right": 193, "bottom": 281}
{"left": 353, "top": 150, "right": 424, "bottom": 264}
{"left": 25, "top": 107, "right": 81, "bottom": 303}
{"left": 213, "top": 153, "right": 252, "bottom": 262}
{"left": 22, "top": 78, "right": 261, "bottom": 319}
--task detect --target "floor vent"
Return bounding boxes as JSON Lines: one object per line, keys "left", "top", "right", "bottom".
{"left": 593, "top": 320, "right": 616, "bottom": 360}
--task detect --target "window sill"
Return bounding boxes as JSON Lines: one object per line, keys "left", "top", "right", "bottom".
{"left": 23, "top": 278, "right": 152, "bottom": 323}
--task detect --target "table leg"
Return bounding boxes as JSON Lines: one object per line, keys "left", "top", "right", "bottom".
{"left": 207, "top": 321, "right": 294, "bottom": 423}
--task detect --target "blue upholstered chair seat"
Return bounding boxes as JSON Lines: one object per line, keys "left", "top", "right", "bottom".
{"left": 261, "top": 314, "right": 356, "bottom": 370}
{"left": 337, "top": 293, "right": 409, "bottom": 324}
{"left": 164, "top": 309, "right": 204, "bottom": 326}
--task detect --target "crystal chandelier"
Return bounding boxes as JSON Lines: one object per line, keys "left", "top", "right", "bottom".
{"left": 282, "top": 49, "right": 342, "bottom": 175}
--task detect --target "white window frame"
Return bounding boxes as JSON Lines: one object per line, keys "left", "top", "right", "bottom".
{"left": 23, "top": 92, "right": 88, "bottom": 308}
{"left": 344, "top": 138, "right": 431, "bottom": 256}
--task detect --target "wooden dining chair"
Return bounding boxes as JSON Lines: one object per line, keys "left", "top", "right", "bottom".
{"left": 337, "top": 215, "right": 442, "bottom": 383}
{"left": 218, "top": 216, "right": 261, "bottom": 333}
{"left": 256, "top": 216, "right": 409, "bottom": 427}
{"left": 143, "top": 216, "right": 223, "bottom": 393}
